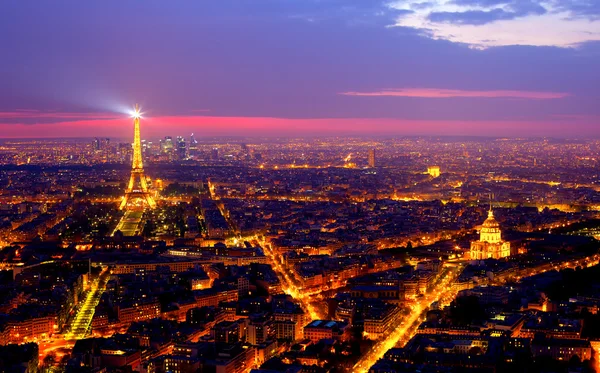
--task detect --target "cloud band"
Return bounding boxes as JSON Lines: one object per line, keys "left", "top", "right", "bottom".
{"left": 340, "top": 88, "right": 570, "bottom": 99}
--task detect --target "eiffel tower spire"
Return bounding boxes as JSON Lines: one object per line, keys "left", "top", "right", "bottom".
{"left": 119, "top": 104, "right": 156, "bottom": 210}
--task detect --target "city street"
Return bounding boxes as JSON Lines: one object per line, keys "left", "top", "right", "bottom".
{"left": 63, "top": 267, "right": 110, "bottom": 340}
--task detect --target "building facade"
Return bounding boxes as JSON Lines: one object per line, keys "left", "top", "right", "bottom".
{"left": 470, "top": 209, "right": 510, "bottom": 260}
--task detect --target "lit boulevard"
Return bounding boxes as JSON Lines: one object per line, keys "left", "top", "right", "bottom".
{"left": 353, "top": 265, "right": 462, "bottom": 373}
{"left": 64, "top": 267, "right": 110, "bottom": 340}
{"left": 260, "top": 238, "right": 324, "bottom": 321}
{"left": 354, "top": 252, "right": 600, "bottom": 372}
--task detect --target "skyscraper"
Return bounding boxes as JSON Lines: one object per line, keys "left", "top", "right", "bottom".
{"left": 176, "top": 136, "right": 187, "bottom": 160}
{"left": 189, "top": 133, "right": 198, "bottom": 157}
{"left": 93, "top": 138, "right": 110, "bottom": 151}
{"left": 161, "top": 136, "right": 174, "bottom": 153}
{"left": 368, "top": 149, "right": 376, "bottom": 168}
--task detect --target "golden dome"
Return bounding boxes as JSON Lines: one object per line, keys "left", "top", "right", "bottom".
{"left": 479, "top": 209, "right": 502, "bottom": 243}
{"left": 482, "top": 210, "right": 500, "bottom": 229}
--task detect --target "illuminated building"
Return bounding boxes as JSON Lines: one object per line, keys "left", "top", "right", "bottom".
{"left": 417, "top": 323, "right": 482, "bottom": 336}
{"left": 213, "top": 321, "right": 241, "bottom": 343}
{"left": 303, "top": 320, "right": 349, "bottom": 342}
{"left": 161, "top": 136, "right": 174, "bottom": 153}
{"left": 350, "top": 285, "right": 400, "bottom": 303}
{"left": 458, "top": 286, "right": 509, "bottom": 305}
{"left": 189, "top": 133, "right": 198, "bottom": 156}
{"left": 273, "top": 308, "right": 306, "bottom": 340}
{"left": 247, "top": 317, "right": 272, "bottom": 345}
{"left": 6, "top": 314, "right": 58, "bottom": 344}
{"left": 368, "top": 148, "right": 376, "bottom": 168}
{"left": 165, "top": 343, "right": 255, "bottom": 373}
{"left": 93, "top": 137, "right": 109, "bottom": 151}
{"left": 118, "top": 142, "right": 132, "bottom": 161}
{"left": 363, "top": 304, "right": 400, "bottom": 340}
{"left": 194, "top": 287, "right": 239, "bottom": 308}
{"left": 117, "top": 300, "right": 160, "bottom": 324}
{"left": 100, "top": 348, "right": 141, "bottom": 371}
{"left": 176, "top": 136, "right": 187, "bottom": 160}
{"left": 343, "top": 153, "right": 356, "bottom": 168}
{"left": 119, "top": 104, "right": 157, "bottom": 210}
{"left": 190, "top": 277, "right": 211, "bottom": 290}
{"left": 111, "top": 260, "right": 206, "bottom": 274}
{"left": 141, "top": 139, "right": 149, "bottom": 155}
{"left": 164, "top": 355, "right": 200, "bottom": 373}
{"left": 255, "top": 340, "right": 278, "bottom": 366}
{"left": 274, "top": 320, "right": 297, "bottom": 340}
{"left": 531, "top": 338, "right": 592, "bottom": 361}
{"left": 469, "top": 208, "right": 511, "bottom": 260}
{"left": 427, "top": 165, "right": 441, "bottom": 178}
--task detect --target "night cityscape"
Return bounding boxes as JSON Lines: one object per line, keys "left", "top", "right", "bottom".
{"left": 2, "top": 1, "right": 600, "bottom": 373}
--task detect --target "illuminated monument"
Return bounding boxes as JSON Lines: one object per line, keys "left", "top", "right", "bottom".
{"left": 119, "top": 104, "right": 156, "bottom": 210}
{"left": 427, "top": 166, "right": 441, "bottom": 178}
{"left": 469, "top": 206, "right": 510, "bottom": 260}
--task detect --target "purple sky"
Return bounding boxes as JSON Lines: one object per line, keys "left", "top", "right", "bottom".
{"left": 1, "top": 0, "right": 599, "bottom": 138}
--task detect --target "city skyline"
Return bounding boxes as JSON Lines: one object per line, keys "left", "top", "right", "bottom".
{"left": 1, "top": 1, "right": 599, "bottom": 138}
{"left": 4, "top": 4, "right": 600, "bottom": 373}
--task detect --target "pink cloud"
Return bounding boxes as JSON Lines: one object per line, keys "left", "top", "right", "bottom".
{"left": 340, "top": 88, "right": 570, "bottom": 99}
{"left": 0, "top": 115, "right": 595, "bottom": 139}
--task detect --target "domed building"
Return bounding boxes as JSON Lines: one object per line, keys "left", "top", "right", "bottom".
{"left": 469, "top": 208, "right": 510, "bottom": 260}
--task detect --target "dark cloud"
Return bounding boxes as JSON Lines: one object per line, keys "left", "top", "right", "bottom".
{"left": 428, "top": 1, "right": 546, "bottom": 25}
{"left": 509, "top": 1, "right": 546, "bottom": 16}
{"left": 429, "top": 9, "right": 514, "bottom": 25}
{"left": 410, "top": 2, "right": 436, "bottom": 10}
{"left": 452, "top": 0, "right": 599, "bottom": 21}
{"left": 553, "top": 0, "right": 600, "bottom": 20}
{"left": 451, "top": 0, "right": 509, "bottom": 6}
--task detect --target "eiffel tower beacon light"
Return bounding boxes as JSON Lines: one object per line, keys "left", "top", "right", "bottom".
{"left": 119, "top": 104, "right": 157, "bottom": 210}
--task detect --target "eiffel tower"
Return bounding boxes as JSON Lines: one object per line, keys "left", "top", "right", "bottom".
{"left": 119, "top": 104, "right": 156, "bottom": 210}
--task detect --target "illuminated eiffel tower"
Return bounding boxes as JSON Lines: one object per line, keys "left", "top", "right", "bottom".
{"left": 119, "top": 104, "right": 156, "bottom": 210}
